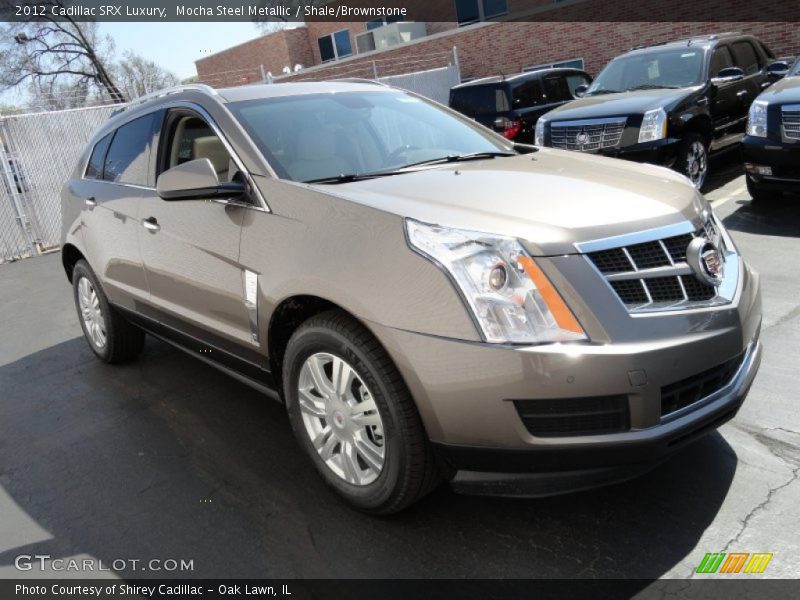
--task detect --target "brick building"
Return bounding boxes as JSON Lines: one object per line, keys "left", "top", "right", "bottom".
{"left": 194, "top": 0, "right": 799, "bottom": 88}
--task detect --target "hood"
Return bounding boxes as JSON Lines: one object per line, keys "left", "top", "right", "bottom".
{"left": 322, "top": 151, "right": 706, "bottom": 256}
{"left": 543, "top": 87, "right": 696, "bottom": 121}
{"left": 757, "top": 75, "right": 800, "bottom": 104}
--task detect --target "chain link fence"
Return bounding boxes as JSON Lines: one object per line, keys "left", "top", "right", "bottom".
{"left": 0, "top": 104, "right": 120, "bottom": 263}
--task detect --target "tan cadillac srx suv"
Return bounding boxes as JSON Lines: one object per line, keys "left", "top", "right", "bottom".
{"left": 61, "top": 82, "right": 762, "bottom": 514}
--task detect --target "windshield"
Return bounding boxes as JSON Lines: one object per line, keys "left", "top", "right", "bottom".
{"left": 791, "top": 59, "right": 800, "bottom": 76}
{"left": 587, "top": 48, "right": 706, "bottom": 95}
{"left": 228, "top": 91, "right": 511, "bottom": 183}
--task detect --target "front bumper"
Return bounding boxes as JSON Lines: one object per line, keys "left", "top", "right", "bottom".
{"left": 367, "top": 257, "right": 762, "bottom": 496}
{"left": 742, "top": 135, "right": 800, "bottom": 192}
{"left": 598, "top": 138, "right": 682, "bottom": 168}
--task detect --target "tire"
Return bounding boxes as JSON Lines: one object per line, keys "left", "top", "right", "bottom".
{"left": 746, "top": 174, "right": 782, "bottom": 204}
{"left": 72, "top": 260, "right": 145, "bottom": 364}
{"left": 283, "top": 310, "right": 439, "bottom": 514}
{"left": 676, "top": 133, "right": 709, "bottom": 190}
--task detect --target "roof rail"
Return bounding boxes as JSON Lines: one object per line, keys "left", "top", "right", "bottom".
{"left": 117, "top": 83, "right": 220, "bottom": 112}
{"left": 331, "top": 77, "right": 389, "bottom": 87}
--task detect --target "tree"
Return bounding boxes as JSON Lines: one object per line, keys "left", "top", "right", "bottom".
{"left": 114, "top": 51, "right": 179, "bottom": 99}
{"left": 0, "top": 1, "right": 126, "bottom": 103}
{"left": 251, "top": 0, "right": 308, "bottom": 33}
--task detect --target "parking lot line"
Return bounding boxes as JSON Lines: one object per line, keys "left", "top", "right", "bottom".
{"left": 710, "top": 185, "right": 746, "bottom": 209}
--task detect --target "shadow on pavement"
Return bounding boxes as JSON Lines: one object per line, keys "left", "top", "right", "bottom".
{"left": 0, "top": 335, "right": 738, "bottom": 582}
{"left": 722, "top": 195, "right": 800, "bottom": 238}
{"left": 704, "top": 148, "right": 745, "bottom": 195}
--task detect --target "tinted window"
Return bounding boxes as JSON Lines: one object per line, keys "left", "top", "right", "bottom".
{"left": 732, "top": 41, "right": 760, "bottom": 75}
{"left": 565, "top": 73, "right": 591, "bottom": 96}
{"left": 85, "top": 133, "right": 112, "bottom": 180}
{"left": 103, "top": 113, "right": 156, "bottom": 185}
{"left": 542, "top": 76, "right": 572, "bottom": 103}
{"left": 334, "top": 30, "right": 352, "bottom": 58}
{"left": 318, "top": 36, "right": 335, "bottom": 62}
{"left": 450, "top": 85, "right": 510, "bottom": 115}
{"left": 511, "top": 81, "right": 544, "bottom": 108}
{"left": 709, "top": 46, "right": 734, "bottom": 77}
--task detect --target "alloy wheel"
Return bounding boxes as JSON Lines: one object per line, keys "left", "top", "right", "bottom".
{"left": 78, "top": 276, "right": 107, "bottom": 349}
{"left": 686, "top": 140, "right": 708, "bottom": 189}
{"left": 298, "top": 352, "right": 385, "bottom": 486}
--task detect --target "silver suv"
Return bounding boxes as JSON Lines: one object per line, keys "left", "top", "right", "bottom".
{"left": 61, "top": 82, "right": 762, "bottom": 514}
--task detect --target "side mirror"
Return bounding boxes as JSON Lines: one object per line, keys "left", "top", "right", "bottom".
{"left": 574, "top": 84, "right": 589, "bottom": 98}
{"left": 766, "top": 60, "right": 790, "bottom": 79}
{"left": 711, "top": 66, "right": 745, "bottom": 85}
{"left": 156, "top": 158, "right": 246, "bottom": 201}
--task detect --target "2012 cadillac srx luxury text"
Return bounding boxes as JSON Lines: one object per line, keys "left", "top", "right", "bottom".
{"left": 61, "top": 81, "right": 762, "bottom": 514}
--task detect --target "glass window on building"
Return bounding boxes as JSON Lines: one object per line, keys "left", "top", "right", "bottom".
{"left": 318, "top": 30, "right": 352, "bottom": 62}
{"left": 455, "top": 0, "right": 508, "bottom": 25}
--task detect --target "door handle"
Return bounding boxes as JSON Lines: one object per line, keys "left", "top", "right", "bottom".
{"left": 84, "top": 196, "right": 96, "bottom": 208}
{"left": 736, "top": 90, "right": 748, "bottom": 97}
{"left": 142, "top": 217, "right": 160, "bottom": 232}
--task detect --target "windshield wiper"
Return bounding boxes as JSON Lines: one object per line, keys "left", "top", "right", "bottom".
{"left": 627, "top": 84, "right": 682, "bottom": 90}
{"left": 586, "top": 88, "right": 622, "bottom": 96}
{"left": 396, "top": 151, "right": 517, "bottom": 170}
{"left": 304, "top": 170, "right": 407, "bottom": 184}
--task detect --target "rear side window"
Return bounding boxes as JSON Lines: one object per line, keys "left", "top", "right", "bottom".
{"left": 84, "top": 133, "right": 112, "bottom": 180}
{"left": 542, "top": 75, "right": 572, "bottom": 103}
{"left": 103, "top": 112, "right": 157, "bottom": 185}
{"left": 731, "top": 41, "right": 761, "bottom": 76}
{"left": 709, "top": 46, "right": 734, "bottom": 77}
{"left": 450, "top": 86, "right": 510, "bottom": 115}
{"left": 511, "top": 81, "right": 544, "bottom": 108}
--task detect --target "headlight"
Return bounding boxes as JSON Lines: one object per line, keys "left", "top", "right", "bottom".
{"left": 406, "top": 220, "right": 586, "bottom": 344}
{"left": 747, "top": 100, "right": 768, "bottom": 137}
{"left": 534, "top": 118, "right": 546, "bottom": 146}
{"left": 638, "top": 108, "right": 668, "bottom": 143}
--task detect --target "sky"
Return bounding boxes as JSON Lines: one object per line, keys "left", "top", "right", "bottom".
{"left": 1, "top": 22, "right": 262, "bottom": 107}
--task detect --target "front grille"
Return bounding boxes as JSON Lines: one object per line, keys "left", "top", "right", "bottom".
{"left": 550, "top": 118, "right": 627, "bottom": 151}
{"left": 782, "top": 105, "right": 800, "bottom": 141}
{"left": 586, "top": 222, "right": 723, "bottom": 311}
{"left": 661, "top": 352, "right": 745, "bottom": 417}
{"left": 514, "top": 396, "right": 630, "bottom": 437}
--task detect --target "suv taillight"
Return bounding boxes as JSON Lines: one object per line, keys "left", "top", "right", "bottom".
{"left": 495, "top": 117, "right": 522, "bottom": 140}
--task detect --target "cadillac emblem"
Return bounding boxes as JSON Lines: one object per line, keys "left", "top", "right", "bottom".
{"left": 576, "top": 131, "right": 589, "bottom": 145}
{"left": 687, "top": 237, "right": 724, "bottom": 286}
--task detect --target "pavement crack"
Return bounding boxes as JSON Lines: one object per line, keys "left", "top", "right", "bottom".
{"left": 721, "top": 463, "right": 800, "bottom": 553}
{"left": 762, "top": 303, "right": 800, "bottom": 331}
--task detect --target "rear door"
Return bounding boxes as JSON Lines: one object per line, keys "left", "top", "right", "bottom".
{"left": 509, "top": 79, "right": 547, "bottom": 142}
{"left": 75, "top": 113, "right": 157, "bottom": 311}
{"left": 137, "top": 107, "right": 261, "bottom": 366}
{"left": 449, "top": 84, "right": 511, "bottom": 130}
{"left": 729, "top": 40, "right": 766, "bottom": 137}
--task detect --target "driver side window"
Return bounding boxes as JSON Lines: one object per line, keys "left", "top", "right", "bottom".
{"left": 161, "top": 113, "right": 235, "bottom": 183}
{"left": 709, "top": 46, "right": 734, "bottom": 78}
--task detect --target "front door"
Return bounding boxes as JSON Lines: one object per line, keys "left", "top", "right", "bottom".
{"left": 137, "top": 108, "right": 258, "bottom": 364}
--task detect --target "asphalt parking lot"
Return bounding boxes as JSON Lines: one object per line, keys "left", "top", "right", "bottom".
{"left": 1, "top": 153, "right": 799, "bottom": 584}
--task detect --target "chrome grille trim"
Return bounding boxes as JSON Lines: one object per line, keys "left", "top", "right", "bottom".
{"left": 781, "top": 104, "right": 800, "bottom": 142}
{"left": 549, "top": 117, "right": 627, "bottom": 152}
{"left": 577, "top": 218, "right": 739, "bottom": 314}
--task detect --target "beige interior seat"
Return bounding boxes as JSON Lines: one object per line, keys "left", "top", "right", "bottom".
{"left": 192, "top": 135, "right": 231, "bottom": 182}
{"left": 288, "top": 129, "right": 351, "bottom": 183}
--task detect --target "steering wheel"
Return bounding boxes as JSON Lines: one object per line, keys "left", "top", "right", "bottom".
{"left": 383, "top": 144, "right": 421, "bottom": 167}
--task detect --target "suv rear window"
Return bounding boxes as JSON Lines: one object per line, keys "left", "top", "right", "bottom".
{"left": 450, "top": 86, "right": 510, "bottom": 116}
{"left": 103, "top": 112, "right": 157, "bottom": 186}
{"left": 85, "top": 133, "right": 113, "bottom": 180}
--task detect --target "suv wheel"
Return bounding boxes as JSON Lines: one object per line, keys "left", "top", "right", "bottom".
{"left": 677, "top": 134, "right": 709, "bottom": 190}
{"left": 283, "top": 310, "right": 439, "bottom": 514}
{"left": 746, "top": 174, "right": 782, "bottom": 204}
{"left": 72, "top": 260, "right": 145, "bottom": 363}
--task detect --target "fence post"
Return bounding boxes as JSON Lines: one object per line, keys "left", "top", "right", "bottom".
{"left": 372, "top": 60, "right": 379, "bottom": 79}
{"left": 452, "top": 46, "right": 461, "bottom": 81}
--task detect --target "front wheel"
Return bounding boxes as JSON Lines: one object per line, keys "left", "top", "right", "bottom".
{"left": 676, "top": 133, "right": 709, "bottom": 190}
{"left": 72, "top": 260, "right": 145, "bottom": 363}
{"left": 283, "top": 310, "right": 439, "bottom": 514}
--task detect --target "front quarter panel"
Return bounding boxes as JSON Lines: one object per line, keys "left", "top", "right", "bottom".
{"left": 239, "top": 176, "right": 482, "bottom": 346}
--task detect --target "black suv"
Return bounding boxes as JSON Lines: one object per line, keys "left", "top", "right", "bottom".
{"left": 742, "top": 57, "right": 800, "bottom": 201}
{"left": 449, "top": 68, "right": 592, "bottom": 143}
{"left": 536, "top": 33, "right": 786, "bottom": 188}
